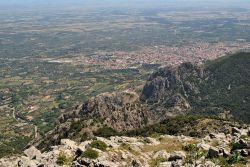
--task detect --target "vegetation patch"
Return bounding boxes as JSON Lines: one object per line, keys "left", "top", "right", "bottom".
{"left": 149, "top": 157, "right": 168, "bottom": 167}
{"left": 90, "top": 140, "right": 108, "bottom": 151}
{"left": 183, "top": 144, "right": 207, "bottom": 164}
{"left": 82, "top": 148, "right": 99, "bottom": 159}
{"left": 56, "top": 150, "right": 74, "bottom": 166}
{"left": 120, "top": 143, "right": 140, "bottom": 156}
{"left": 142, "top": 137, "right": 183, "bottom": 153}
{"left": 210, "top": 152, "right": 247, "bottom": 166}
{"left": 94, "top": 127, "right": 119, "bottom": 137}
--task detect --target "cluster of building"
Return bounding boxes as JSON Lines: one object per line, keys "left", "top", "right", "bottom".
{"left": 47, "top": 42, "right": 250, "bottom": 69}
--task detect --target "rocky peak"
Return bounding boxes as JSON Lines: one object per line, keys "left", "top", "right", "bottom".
{"left": 140, "top": 62, "right": 203, "bottom": 113}
{"left": 57, "top": 90, "right": 150, "bottom": 132}
{"left": 82, "top": 91, "right": 149, "bottom": 132}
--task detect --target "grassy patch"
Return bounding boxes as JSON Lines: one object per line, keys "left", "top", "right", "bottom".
{"left": 149, "top": 157, "right": 168, "bottom": 167}
{"left": 142, "top": 137, "right": 183, "bottom": 153}
{"left": 56, "top": 150, "right": 74, "bottom": 166}
{"left": 120, "top": 143, "right": 140, "bottom": 156}
{"left": 82, "top": 148, "right": 99, "bottom": 159}
{"left": 90, "top": 140, "right": 108, "bottom": 151}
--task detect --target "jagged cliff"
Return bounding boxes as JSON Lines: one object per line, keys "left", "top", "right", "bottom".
{"left": 58, "top": 91, "right": 153, "bottom": 131}
{"left": 141, "top": 62, "right": 203, "bottom": 103}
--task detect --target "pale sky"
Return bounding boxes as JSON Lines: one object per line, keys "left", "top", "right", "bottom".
{"left": 1, "top": 0, "right": 249, "bottom": 8}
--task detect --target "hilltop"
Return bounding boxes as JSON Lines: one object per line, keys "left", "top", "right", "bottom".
{"left": 1, "top": 125, "right": 250, "bottom": 166}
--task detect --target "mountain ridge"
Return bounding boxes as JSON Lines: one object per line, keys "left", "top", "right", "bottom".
{"left": 32, "top": 52, "right": 250, "bottom": 150}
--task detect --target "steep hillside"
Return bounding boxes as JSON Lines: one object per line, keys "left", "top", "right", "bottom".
{"left": 197, "top": 52, "right": 250, "bottom": 122}
{"left": 141, "top": 52, "right": 250, "bottom": 122}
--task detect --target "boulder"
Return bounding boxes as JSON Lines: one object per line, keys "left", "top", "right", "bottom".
{"left": 168, "top": 151, "right": 186, "bottom": 161}
{"left": 240, "top": 149, "right": 248, "bottom": 157}
{"left": 221, "top": 148, "right": 230, "bottom": 157}
{"left": 110, "top": 136, "right": 138, "bottom": 144}
{"left": 197, "top": 143, "right": 210, "bottom": 151}
{"left": 71, "top": 161, "right": 82, "bottom": 167}
{"left": 171, "top": 160, "right": 183, "bottom": 167}
{"left": 184, "top": 163, "right": 195, "bottom": 167}
{"left": 23, "top": 146, "right": 42, "bottom": 160}
{"left": 130, "top": 159, "right": 142, "bottom": 167}
{"left": 207, "top": 147, "right": 219, "bottom": 158}
{"left": 78, "top": 140, "right": 91, "bottom": 152}
{"left": 209, "top": 133, "right": 216, "bottom": 139}
{"left": 95, "top": 160, "right": 119, "bottom": 167}
{"left": 76, "top": 158, "right": 91, "bottom": 166}
{"left": 0, "top": 157, "right": 18, "bottom": 167}
{"left": 144, "top": 137, "right": 160, "bottom": 145}
{"left": 60, "top": 139, "right": 77, "bottom": 150}
{"left": 232, "top": 139, "right": 249, "bottom": 150}
{"left": 17, "top": 156, "right": 37, "bottom": 167}
{"left": 203, "top": 161, "right": 216, "bottom": 167}
{"left": 203, "top": 135, "right": 211, "bottom": 141}
{"left": 232, "top": 127, "right": 241, "bottom": 135}
{"left": 121, "top": 151, "right": 129, "bottom": 160}
{"left": 195, "top": 156, "right": 205, "bottom": 166}
{"left": 153, "top": 150, "right": 170, "bottom": 160}
{"left": 158, "top": 161, "right": 172, "bottom": 167}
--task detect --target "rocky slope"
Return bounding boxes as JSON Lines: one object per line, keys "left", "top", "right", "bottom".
{"left": 1, "top": 126, "right": 250, "bottom": 167}
{"left": 141, "top": 52, "right": 250, "bottom": 122}
{"left": 34, "top": 91, "right": 155, "bottom": 149}
{"left": 58, "top": 91, "right": 152, "bottom": 132}
{"left": 141, "top": 62, "right": 203, "bottom": 104}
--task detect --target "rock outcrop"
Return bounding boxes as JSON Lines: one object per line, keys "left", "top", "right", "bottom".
{"left": 141, "top": 62, "right": 203, "bottom": 105}
{"left": 1, "top": 127, "right": 250, "bottom": 167}
{"left": 58, "top": 91, "right": 151, "bottom": 132}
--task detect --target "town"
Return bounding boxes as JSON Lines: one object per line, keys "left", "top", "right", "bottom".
{"left": 44, "top": 42, "right": 250, "bottom": 70}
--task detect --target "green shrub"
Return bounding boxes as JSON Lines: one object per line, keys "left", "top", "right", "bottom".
{"left": 149, "top": 132, "right": 160, "bottom": 138}
{"left": 227, "top": 152, "right": 246, "bottom": 164}
{"left": 80, "top": 133, "right": 88, "bottom": 142}
{"left": 189, "top": 131, "right": 200, "bottom": 137}
{"left": 194, "top": 150, "right": 207, "bottom": 159}
{"left": 211, "top": 157, "right": 228, "bottom": 166}
{"left": 56, "top": 150, "right": 74, "bottom": 166}
{"left": 94, "top": 127, "right": 118, "bottom": 137}
{"left": 143, "top": 137, "right": 151, "bottom": 144}
{"left": 0, "top": 136, "right": 30, "bottom": 158}
{"left": 182, "top": 144, "right": 199, "bottom": 152}
{"left": 82, "top": 148, "right": 99, "bottom": 159}
{"left": 210, "top": 152, "right": 247, "bottom": 166}
{"left": 183, "top": 143, "right": 207, "bottom": 164}
{"left": 90, "top": 140, "right": 108, "bottom": 151}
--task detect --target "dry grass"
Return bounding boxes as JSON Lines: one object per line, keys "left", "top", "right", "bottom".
{"left": 119, "top": 143, "right": 140, "bottom": 156}
{"left": 142, "top": 137, "right": 184, "bottom": 153}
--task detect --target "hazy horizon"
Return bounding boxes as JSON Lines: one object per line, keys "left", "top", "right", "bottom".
{"left": 1, "top": 0, "right": 250, "bottom": 9}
